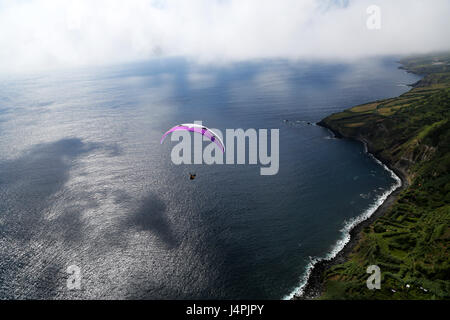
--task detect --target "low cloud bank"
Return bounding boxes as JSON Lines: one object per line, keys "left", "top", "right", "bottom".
{"left": 1, "top": 0, "right": 450, "bottom": 72}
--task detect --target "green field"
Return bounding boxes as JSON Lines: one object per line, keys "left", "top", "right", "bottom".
{"left": 317, "top": 54, "right": 450, "bottom": 299}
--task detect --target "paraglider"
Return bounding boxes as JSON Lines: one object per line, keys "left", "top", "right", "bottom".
{"left": 160, "top": 123, "right": 280, "bottom": 176}
{"left": 161, "top": 123, "right": 224, "bottom": 180}
{"left": 160, "top": 123, "right": 225, "bottom": 153}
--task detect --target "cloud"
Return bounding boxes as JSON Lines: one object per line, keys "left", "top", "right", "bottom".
{"left": 1, "top": 0, "right": 450, "bottom": 73}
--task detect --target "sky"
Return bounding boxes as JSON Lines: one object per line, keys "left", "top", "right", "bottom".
{"left": 1, "top": 0, "right": 450, "bottom": 73}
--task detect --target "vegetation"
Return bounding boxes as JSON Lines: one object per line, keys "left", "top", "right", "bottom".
{"left": 317, "top": 54, "right": 450, "bottom": 299}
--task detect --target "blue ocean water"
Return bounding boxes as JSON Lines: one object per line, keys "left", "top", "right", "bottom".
{"left": 0, "top": 58, "right": 420, "bottom": 299}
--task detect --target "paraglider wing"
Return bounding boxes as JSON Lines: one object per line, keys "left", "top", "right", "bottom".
{"left": 160, "top": 123, "right": 225, "bottom": 153}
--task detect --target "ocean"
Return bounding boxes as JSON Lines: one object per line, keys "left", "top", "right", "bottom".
{"left": 0, "top": 57, "right": 420, "bottom": 299}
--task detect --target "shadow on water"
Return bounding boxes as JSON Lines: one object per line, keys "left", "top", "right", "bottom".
{"left": 0, "top": 138, "right": 119, "bottom": 234}
{"left": 0, "top": 138, "right": 121, "bottom": 298}
{"left": 0, "top": 137, "right": 178, "bottom": 298}
{"left": 125, "top": 193, "right": 179, "bottom": 250}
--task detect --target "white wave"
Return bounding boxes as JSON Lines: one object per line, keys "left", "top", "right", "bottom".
{"left": 323, "top": 128, "right": 337, "bottom": 140}
{"left": 283, "top": 141, "right": 402, "bottom": 300}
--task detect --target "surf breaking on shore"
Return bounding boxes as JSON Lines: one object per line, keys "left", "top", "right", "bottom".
{"left": 283, "top": 140, "right": 402, "bottom": 300}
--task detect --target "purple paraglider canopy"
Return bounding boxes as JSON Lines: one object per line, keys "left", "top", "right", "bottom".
{"left": 160, "top": 123, "right": 225, "bottom": 153}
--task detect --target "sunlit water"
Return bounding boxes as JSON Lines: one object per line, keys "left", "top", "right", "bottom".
{"left": 0, "top": 58, "right": 420, "bottom": 299}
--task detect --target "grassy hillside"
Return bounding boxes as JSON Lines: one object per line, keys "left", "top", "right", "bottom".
{"left": 317, "top": 54, "right": 450, "bottom": 299}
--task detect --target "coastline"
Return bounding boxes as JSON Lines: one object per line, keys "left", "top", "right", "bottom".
{"left": 286, "top": 53, "right": 450, "bottom": 300}
{"left": 289, "top": 58, "right": 426, "bottom": 300}
{"left": 292, "top": 127, "right": 409, "bottom": 299}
